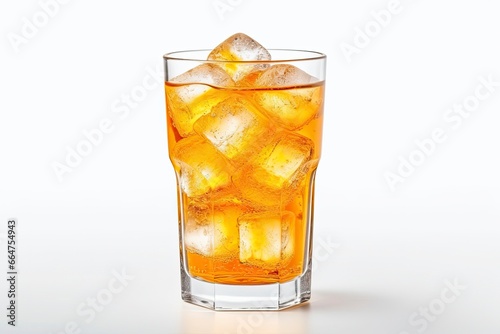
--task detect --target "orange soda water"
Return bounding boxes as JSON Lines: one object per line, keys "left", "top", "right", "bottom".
{"left": 166, "top": 78, "right": 324, "bottom": 284}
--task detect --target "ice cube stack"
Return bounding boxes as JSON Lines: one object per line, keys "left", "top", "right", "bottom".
{"left": 166, "top": 33, "right": 323, "bottom": 274}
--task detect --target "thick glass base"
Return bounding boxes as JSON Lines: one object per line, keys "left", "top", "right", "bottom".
{"left": 180, "top": 263, "right": 312, "bottom": 311}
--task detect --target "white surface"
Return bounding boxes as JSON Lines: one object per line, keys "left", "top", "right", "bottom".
{"left": 1, "top": 0, "right": 499, "bottom": 333}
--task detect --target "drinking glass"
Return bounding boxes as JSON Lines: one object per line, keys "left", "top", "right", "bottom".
{"left": 164, "top": 48, "right": 326, "bottom": 310}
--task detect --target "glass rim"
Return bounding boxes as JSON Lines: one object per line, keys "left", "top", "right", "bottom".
{"left": 163, "top": 49, "right": 326, "bottom": 64}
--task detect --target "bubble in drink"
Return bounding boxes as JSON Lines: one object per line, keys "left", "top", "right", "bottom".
{"left": 171, "top": 135, "right": 232, "bottom": 197}
{"left": 254, "top": 64, "right": 323, "bottom": 130}
{"left": 238, "top": 211, "right": 295, "bottom": 268}
{"left": 166, "top": 64, "right": 234, "bottom": 136}
{"left": 193, "top": 96, "right": 274, "bottom": 165}
{"left": 208, "top": 33, "right": 271, "bottom": 82}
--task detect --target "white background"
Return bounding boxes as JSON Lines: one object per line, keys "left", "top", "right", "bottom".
{"left": 1, "top": 0, "right": 499, "bottom": 333}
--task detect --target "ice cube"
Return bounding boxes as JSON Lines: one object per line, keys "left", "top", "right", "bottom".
{"left": 254, "top": 64, "right": 323, "bottom": 130}
{"left": 193, "top": 96, "right": 274, "bottom": 165}
{"left": 172, "top": 135, "right": 232, "bottom": 197}
{"left": 234, "top": 69, "right": 266, "bottom": 87}
{"left": 166, "top": 64, "right": 234, "bottom": 136}
{"left": 171, "top": 63, "right": 235, "bottom": 86}
{"left": 255, "top": 64, "right": 315, "bottom": 87}
{"left": 233, "top": 132, "right": 314, "bottom": 205}
{"left": 208, "top": 33, "right": 271, "bottom": 82}
{"left": 184, "top": 202, "right": 242, "bottom": 257}
{"left": 238, "top": 211, "right": 295, "bottom": 267}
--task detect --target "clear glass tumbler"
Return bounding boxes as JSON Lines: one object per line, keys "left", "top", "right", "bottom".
{"left": 164, "top": 49, "right": 326, "bottom": 310}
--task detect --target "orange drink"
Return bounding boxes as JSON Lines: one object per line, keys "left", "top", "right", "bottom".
{"left": 164, "top": 33, "right": 326, "bottom": 310}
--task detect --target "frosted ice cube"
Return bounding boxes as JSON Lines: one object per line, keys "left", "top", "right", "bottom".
{"left": 208, "top": 33, "right": 271, "bottom": 81}
{"left": 193, "top": 96, "right": 274, "bottom": 165}
{"left": 233, "top": 132, "right": 315, "bottom": 205}
{"left": 172, "top": 135, "right": 232, "bottom": 197}
{"left": 166, "top": 64, "right": 234, "bottom": 136}
{"left": 238, "top": 211, "right": 295, "bottom": 267}
{"left": 171, "top": 63, "right": 234, "bottom": 86}
{"left": 184, "top": 202, "right": 243, "bottom": 257}
{"left": 254, "top": 64, "right": 323, "bottom": 130}
{"left": 255, "top": 64, "right": 315, "bottom": 87}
